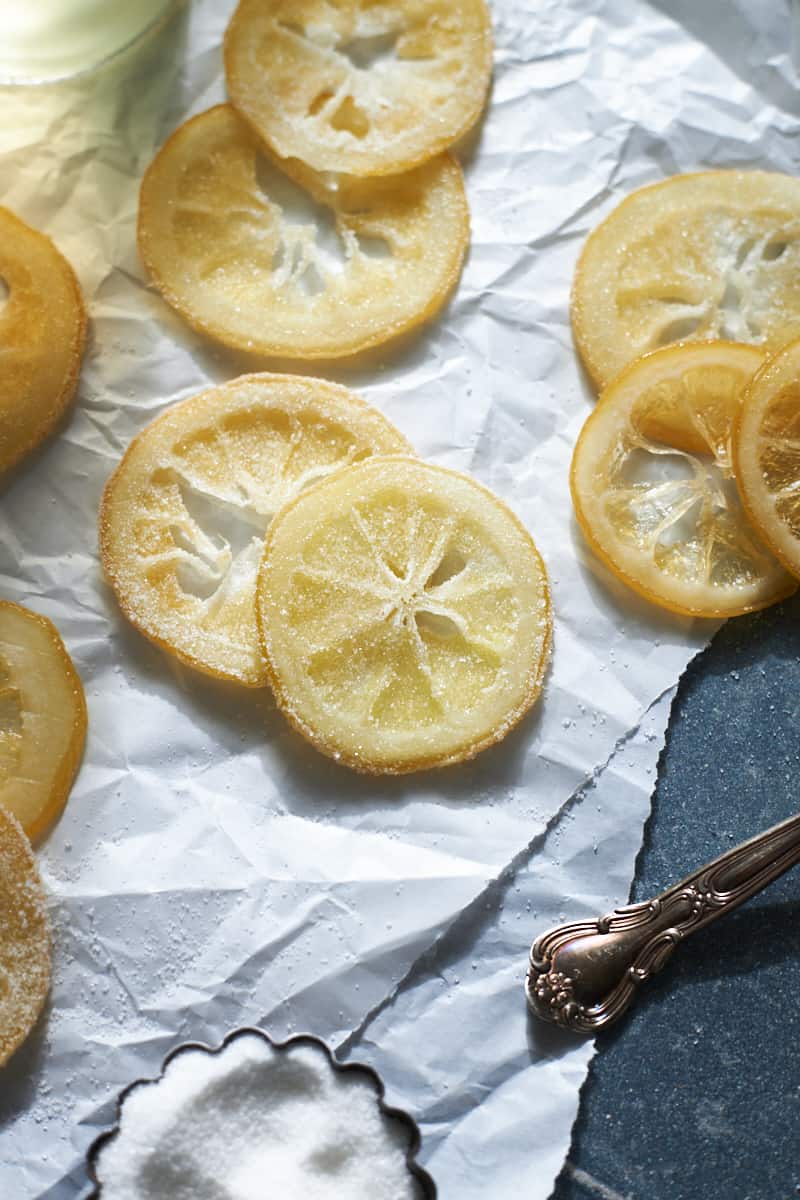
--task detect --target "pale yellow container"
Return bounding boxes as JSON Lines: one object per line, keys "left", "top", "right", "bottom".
{"left": 0, "top": 0, "right": 174, "bottom": 83}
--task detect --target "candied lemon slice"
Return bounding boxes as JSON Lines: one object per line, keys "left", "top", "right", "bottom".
{"left": 100, "top": 374, "right": 413, "bottom": 686}
{"left": 0, "top": 602, "right": 86, "bottom": 843}
{"left": 572, "top": 171, "right": 800, "bottom": 389}
{"left": 138, "top": 105, "right": 469, "bottom": 360}
{"left": 0, "top": 207, "right": 86, "bottom": 475}
{"left": 570, "top": 342, "right": 796, "bottom": 617}
{"left": 735, "top": 337, "right": 800, "bottom": 579}
{"left": 0, "top": 805, "right": 50, "bottom": 1066}
{"left": 257, "top": 456, "right": 551, "bottom": 773}
{"left": 224, "top": 0, "right": 492, "bottom": 178}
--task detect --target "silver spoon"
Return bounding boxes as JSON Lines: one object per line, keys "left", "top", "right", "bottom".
{"left": 526, "top": 810, "right": 800, "bottom": 1032}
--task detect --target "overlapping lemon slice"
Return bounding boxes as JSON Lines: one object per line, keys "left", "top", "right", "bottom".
{"left": 224, "top": 0, "right": 492, "bottom": 178}
{"left": 138, "top": 105, "right": 469, "bottom": 360}
{"left": 0, "top": 207, "right": 86, "bottom": 475}
{"left": 735, "top": 337, "right": 800, "bottom": 580}
{"left": 572, "top": 171, "right": 800, "bottom": 389}
{"left": 257, "top": 456, "right": 551, "bottom": 773}
{"left": 100, "top": 374, "right": 413, "bottom": 686}
{"left": 570, "top": 342, "right": 796, "bottom": 617}
{"left": 0, "top": 805, "right": 50, "bottom": 1067}
{"left": 0, "top": 602, "right": 87, "bottom": 842}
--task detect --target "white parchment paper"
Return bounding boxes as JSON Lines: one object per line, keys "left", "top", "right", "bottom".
{"left": 0, "top": 0, "right": 796, "bottom": 1195}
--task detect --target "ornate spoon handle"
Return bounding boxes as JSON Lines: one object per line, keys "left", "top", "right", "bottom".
{"left": 526, "top": 811, "right": 800, "bottom": 1032}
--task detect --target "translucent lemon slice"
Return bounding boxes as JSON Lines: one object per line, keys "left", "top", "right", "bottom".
{"left": 0, "top": 207, "right": 86, "bottom": 475}
{"left": 570, "top": 342, "right": 796, "bottom": 617}
{"left": 572, "top": 171, "right": 800, "bottom": 389}
{"left": 100, "top": 374, "right": 413, "bottom": 686}
{"left": 257, "top": 456, "right": 551, "bottom": 773}
{"left": 138, "top": 105, "right": 469, "bottom": 360}
{"left": 0, "top": 601, "right": 87, "bottom": 843}
{"left": 0, "top": 805, "right": 50, "bottom": 1067}
{"left": 224, "top": 0, "right": 492, "bottom": 177}
{"left": 735, "top": 337, "right": 800, "bottom": 580}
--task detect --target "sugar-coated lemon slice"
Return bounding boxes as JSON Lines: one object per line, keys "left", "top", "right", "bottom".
{"left": 572, "top": 171, "right": 800, "bottom": 389}
{"left": 100, "top": 374, "right": 413, "bottom": 687}
{"left": 0, "top": 805, "right": 50, "bottom": 1067}
{"left": 735, "top": 337, "right": 800, "bottom": 580}
{"left": 138, "top": 105, "right": 469, "bottom": 360}
{"left": 570, "top": 342, "right": 796, "bottom": 617}
{"left": 0, "top": 602, "right": 87, "bottom": 843}
{"left": 224, "top": 0, "right": 492, "bottom": 178}
{"left": 257, "top": 456, "right": 551, "bottom": 773}
{"left": 0, "top": 207, "right": 86, "bottom": 475}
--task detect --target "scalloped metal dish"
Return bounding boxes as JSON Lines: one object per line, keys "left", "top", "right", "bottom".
{"left": 85, "top": 1027, "right": 437, "bottom": 1198}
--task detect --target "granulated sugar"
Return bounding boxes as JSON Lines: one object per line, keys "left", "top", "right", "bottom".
{"left": 93, "top": 1033, "right": 423, "bottom": 1199}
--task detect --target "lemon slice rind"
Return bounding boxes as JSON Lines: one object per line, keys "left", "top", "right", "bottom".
{"left": 0, "top": 601, "right": 86, "bottom": 843}
{"left": 138, "top": 105, "right": 469, "bottom": 360}
{"left": 0, "top": 207, "right": 86, "bottom": 475}
{"left": 570, "top": 341, "right": 796, "bottom": 618}
{"left": 100, "top": 374, "right": 414, "bottom": 687}
{"left": 224, "top": 0, "right": 493, "bottom": 178}
{"left": 0, "top": 804, "right": 50, "bottom": 1067}
{"left": 257, "top": 455, "right": 551, "bottom": 774}
{"left": 735, "top": 337, "right": 800, "bottom": 580}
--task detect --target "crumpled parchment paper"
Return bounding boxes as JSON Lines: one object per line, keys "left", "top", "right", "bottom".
{"left": 0, "top": 0, "right": 795, "bottom": 1195}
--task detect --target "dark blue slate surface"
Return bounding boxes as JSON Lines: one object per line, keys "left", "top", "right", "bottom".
{"left": 552, "top": 594, "right": 800, "bottom": 1200}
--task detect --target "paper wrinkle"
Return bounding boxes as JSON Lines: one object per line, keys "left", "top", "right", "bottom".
{"left": 347, "top": 693, "right": 674, "bottom": 1199}
{"left": 336, "top": 683, "right": 673, "bottom": 1064}
{"left": 0, "top": 0, "right": 794, "bottom": 1195}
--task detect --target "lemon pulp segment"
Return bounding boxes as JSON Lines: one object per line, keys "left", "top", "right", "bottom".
{"left": 138, "top": 105, "right": 469, "bottom": 359}
{"left": 0, "top": 602, "right": 87, "bottom": 843}
{"left": 572, "top": 171, "right": 800, "bottom": 388}
{"left": 0, "top": 805, "right": 50, "bottom": 1066}
{"left": 257, "top": 456, "right": 551, "bottom": 773}
{"left": 570, "top": 342, "right": 795, "bottom": 617}
{"left": 100, "top": 374, "right": 413, "bottom": 686}
{"left": 735, "top": 337, "right": 800, "bottom": 579}
{"left": 225, "top": 0, "right": 492, "bottom": 177}
{"left": 0, "top": 207, "right": 86, "bottom": 474}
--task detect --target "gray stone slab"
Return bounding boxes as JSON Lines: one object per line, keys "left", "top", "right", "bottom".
{"left": 552, "top": 594, "right": 800, "bottom": 1200}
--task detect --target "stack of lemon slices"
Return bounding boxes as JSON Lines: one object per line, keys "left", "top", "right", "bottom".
{"left": 0, "top": 601, "right": 87, "bottom": 1065}
{"left": 101, "top": 373, "right": 552, "bottom": 773}
{"left": 118, "top": 2, "right": 556, "bottom": 775}
{"left": 569, "top": 171, "right": 800, "bottom": 619}
{"left": 0, "top": 185, "right": 88, "bottom": 1067}
{"left": 138, "top": 0, "right": 494, "bottom": 360}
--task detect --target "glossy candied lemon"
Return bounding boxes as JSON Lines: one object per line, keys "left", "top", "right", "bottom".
{"left": 100, "top": 374, "right": 413, "bottom": 686}
{"left": 0, "top": 602, "right": 86, "bottom": 843}
{"left": 734, "top": 337, "right": 800, "bottom": 580}
{"left": 257, "top": 456, "right": 551, "bottom": 773}
{"left": 0, "top": 207, "right": 86, "bottom": 475}
{"left": 570, "top": 342, "right": 796, "bottom": 617}
{"left": 138, "top": 104, "right": 469, "bottom": 360}
{"left": 0, "top": 805, "right": 50, "bottom": 1066}
{"left": 572, "top": 171, "right": 800, "bottom": 389}
{"left": 224, "top": 0, "right": 492, "bottom": 178}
